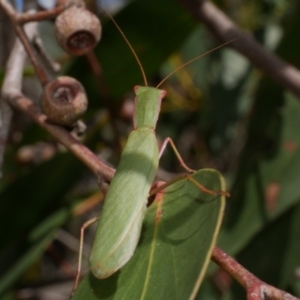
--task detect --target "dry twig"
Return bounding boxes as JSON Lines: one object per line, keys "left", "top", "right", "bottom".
{"left": 0, "top": 3, "right": 115, "bottom": 183}
{"left": 212, "top": 247, "right": 300, "bottom": 300}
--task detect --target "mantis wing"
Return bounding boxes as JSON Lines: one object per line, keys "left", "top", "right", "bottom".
{"left": 72, "top": 168, "right": 226, "bottom": 300}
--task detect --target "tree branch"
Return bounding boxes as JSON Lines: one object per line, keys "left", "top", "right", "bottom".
{"left": 0, "top": 0, "right": 51, "bottom": 85}
{"left": 175, "top": 0, "right": 300, "bottom": 98}
{"left": 212, "top": 247, "right": 299, "bottom": 300}
{"left": 0, "top": 21, "right": 38, "bottom": 178}
{"left": 0, "top": 18, "right": 115, "bottom": 183}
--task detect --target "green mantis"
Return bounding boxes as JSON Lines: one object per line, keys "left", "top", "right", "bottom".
{"left": 88, "top": 85, "right": 216, "bottom": 279}
{"left": 89, "top": 86, "right": 163, "bottom": 279}
{"left": 73, "top": 11, "right": 232, "bottom": 292}
{"left": 77, "top": 84, "right": 228, "bottom": 287}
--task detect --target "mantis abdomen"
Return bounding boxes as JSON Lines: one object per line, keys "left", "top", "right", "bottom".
{"left": 89, "top": 128, "right": 159, "bottom": 278}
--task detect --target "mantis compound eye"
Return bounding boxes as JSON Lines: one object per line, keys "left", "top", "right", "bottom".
{"left": 41, "top": 76, "right": 88, "bottom": 126}
{"left": 54, "top": 6, "right": 101, "bottom": 56}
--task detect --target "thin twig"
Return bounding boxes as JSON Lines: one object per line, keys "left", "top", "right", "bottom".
{"left": 16, "top": 5, "right": 64, "bottom": 24}
{"left": 8, "top": 94, "right": 115, "bottom": 182}
{"left": 85, "top": 51, "right": 122, "bottom": 155}
{"left": 2, "top": 21, "right": 38, "bottom": 98}
{"left": 0, "top": 101, "right": 12, "bottom": 178}
{"left": 0, "top": 0, "right": 50, "bottom": 85}
{"left": 33, "top": 35, "right": 61, "bottom": 73}
{"left": 0, "top": 21, "right": 38, "bottom": 178}
{"left": 176, "top": 0, "right": 300, "bottom": 98}
{"left": 212, "top": 247, "right": 299, "bottom": 300}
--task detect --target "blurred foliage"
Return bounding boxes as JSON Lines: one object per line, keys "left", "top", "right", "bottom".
{"left": 1, "top": 0, "right": 300, "bottom": 299}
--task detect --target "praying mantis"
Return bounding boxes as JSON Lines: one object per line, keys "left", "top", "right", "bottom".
{"left": 88, "top": 85, "right": 224, "bottom": 279}
{"left": 72, "top": 6, "right": 233, "bottom": 293}
{"left": 74, "top": 83, "right": 228, "bottom": 290}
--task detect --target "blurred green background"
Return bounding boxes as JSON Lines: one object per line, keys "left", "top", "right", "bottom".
{"left": 1, "top": 0, "right": 300, "bottom": 299}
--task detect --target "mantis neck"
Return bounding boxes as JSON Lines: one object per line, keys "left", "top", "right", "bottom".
{"left": 133, "top": 86, "right": 166, "bottom": 130}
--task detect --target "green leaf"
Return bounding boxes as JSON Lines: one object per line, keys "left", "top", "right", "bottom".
{"left": 219, "top": 93, "right": 300, "bottom": 255}
{"left": 72, "top": 169, "right": 225, "bottom": 299}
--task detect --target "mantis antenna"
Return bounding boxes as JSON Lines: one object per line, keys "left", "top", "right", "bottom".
{"left": 101, "top": 7, "right": 240, "bottom": 90}
{"left": 101, "top": 8, "right": 148, "bottom": 87}
{"left": 156, "top": 36, "right": 241, "bottom": 88}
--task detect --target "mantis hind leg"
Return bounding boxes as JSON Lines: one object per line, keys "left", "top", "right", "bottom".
{"left": 71, "top": 216, "right": 99, "bottom": 296}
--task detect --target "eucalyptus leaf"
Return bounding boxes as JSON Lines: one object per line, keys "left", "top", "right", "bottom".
{"left": 72, "top": 169, "right": 226, "bottom": 299}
